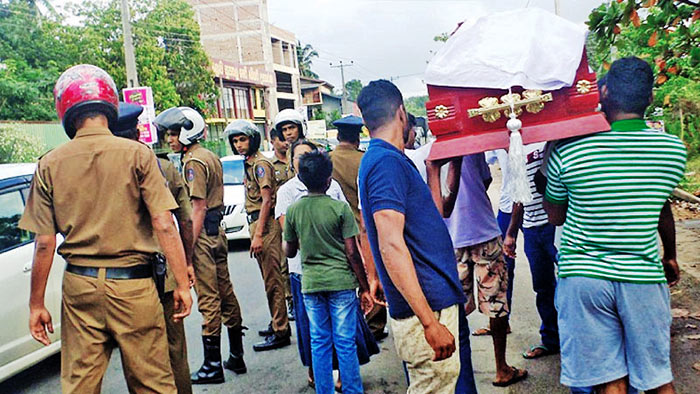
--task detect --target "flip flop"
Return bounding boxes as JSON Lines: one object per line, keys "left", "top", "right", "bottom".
{"left": 492, "top": 367, "right": 528, "bottom": 387}
{"left": 522, "top": 344, "right": 559, "bottom": 359}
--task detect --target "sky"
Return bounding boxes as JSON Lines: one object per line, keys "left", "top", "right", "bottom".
{"left": 267, "top": 0, "right": 608, "bottom": 98}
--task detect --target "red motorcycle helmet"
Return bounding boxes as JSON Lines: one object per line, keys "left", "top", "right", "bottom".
{"left": 54, "top": 64, "right": 119, "bottom": 138}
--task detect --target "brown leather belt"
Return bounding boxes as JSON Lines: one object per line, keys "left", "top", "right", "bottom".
{"left": 66, "top": 263, "right": 152, "bottom": 280}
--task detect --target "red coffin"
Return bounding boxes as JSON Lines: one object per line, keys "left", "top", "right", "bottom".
{"left": 426, "top": 52, "right": 610, "bottom": 160}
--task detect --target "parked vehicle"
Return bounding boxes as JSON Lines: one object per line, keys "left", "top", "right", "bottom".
{"left": 0, "top": 164, "right": 65, "bottom": 383}
{"left": 220, "top": 155, "right": 249, "bottom": 241}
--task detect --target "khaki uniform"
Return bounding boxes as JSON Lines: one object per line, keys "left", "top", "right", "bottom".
{"left": 330, "top": 144, "right": 388, "bottom": 337}
{"left": 158, "top": 157, "right": 193, "bottom": 394}
{"left": 19, "top": 127, "right": 178, "bottom": 393}
{"left": 245, "top": 151, "right": 288, "bottom": 334}
{"left": 182, "top": 143, "right": 242, "bottom": 336}
{"left": 270, "top": 154, "right": 292, "bottom": 300}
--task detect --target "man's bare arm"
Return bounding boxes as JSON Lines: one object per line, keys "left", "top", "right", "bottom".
{"left": 190, "top": 198, "right": 206, "bottom": 240}
{"left": 658, "top": 200, "right": 680, "bottom": 286}
{"left": 543, "top": 199, "right": 567, "bottom": 226}
{"left": 503, "top": 202, "right": 524, "bottom": 258}
{"left": 28, "top": 234, "right": 56, "bottom": 346}
{"left": 284, "top": 238, "right": 299, "bottom": 258}
{"left": 373, "top": 209, "right": 455, "bottom": 361}
{"left": 426, "top": 157, "right": 462, "bottom": 218}
{"left": 152, "top": 211, "right": 192, "bottom": 320}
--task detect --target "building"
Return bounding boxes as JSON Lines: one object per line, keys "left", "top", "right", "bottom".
{"left": 189, "top": 0, "right": 302, "bottom": 140}
{"left": 300, "top": 76, "right": 343, "bottom": 120}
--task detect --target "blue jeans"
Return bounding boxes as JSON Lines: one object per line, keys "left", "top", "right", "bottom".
{"left": 497, "top": 210, "right": 516, "bottom": 310}
{"left": 522, "top": 223, "right": 559, "bottom": 350}
{"left": 303, "top": 290, "right": 363, "bottom": 394}
{"left": 455, "top": 304, "right": 478, "bottom": 393}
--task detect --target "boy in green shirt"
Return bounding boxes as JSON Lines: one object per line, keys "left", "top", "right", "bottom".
{"left": 284, "top": 149, "right": 372, "bottom": 394}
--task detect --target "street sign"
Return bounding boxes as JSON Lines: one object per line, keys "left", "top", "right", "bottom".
{"left": 123, "top": 87, "right": 157, "bottom": 145}
{"left": 306, "top": 119, "right": 327, "bottom": 139}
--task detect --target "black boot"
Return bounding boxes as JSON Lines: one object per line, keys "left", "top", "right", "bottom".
{"left": 258, "top": 321, "right": 274, "bottom": 337}
{"left": 253, "top": 329, "right": 291, "bottom": 352}
{"left": 191, "top": 336, "right": 225, "bottom": 384}
{"left": 223, "top": 326, "right": 247, "bottom": 374}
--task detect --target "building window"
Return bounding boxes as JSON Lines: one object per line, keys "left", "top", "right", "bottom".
{"left": 234, "top": 88, "right": 250, "bottom": 119}
{"left": 218, "top": 86, "right": 235, "bottom": 119}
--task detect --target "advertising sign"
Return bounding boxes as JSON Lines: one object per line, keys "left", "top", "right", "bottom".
{"left": 123, "top": 87, "right": 157, "bottom": 145}
{"left": 306, "top": 119, "right": 327, "bottom": 140}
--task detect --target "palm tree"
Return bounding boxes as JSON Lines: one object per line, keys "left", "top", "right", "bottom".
{"left": 296, "top": 41, "right": 319, "bottom": 79}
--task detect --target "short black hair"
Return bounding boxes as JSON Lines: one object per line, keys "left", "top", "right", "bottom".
{"left": 290, "top": 139, "right": 318, "bottom": 163}
{"left": 337, "top": 126, "right": 361, "bottom": 143}
{"left": 112, "top": 127, "right": 139, "bottom": 141}
{"left": 73, "top": 110, "right": 107, "bottom": 131}
{"left": 408, "top": 113, "right": 416, "bottom": 128}
{"left": 270, "top": 127, "right": 283, "bottom": 141}
{"left": 356, "top": 79, "right": 404, "bottom": 132}
{"left": 297, "top": 149, "right": 333, "bottom": 192}
{"left": 604, "top": 57, "right": 653, "bottom": 116}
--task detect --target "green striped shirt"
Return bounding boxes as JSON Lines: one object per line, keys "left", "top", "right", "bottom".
{"left": 545, "top": 119, "right": 687, "bottom": 283}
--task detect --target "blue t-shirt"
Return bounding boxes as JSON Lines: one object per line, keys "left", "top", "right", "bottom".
{"left": 358, "top": 138, "right": 466, "bottom": 319}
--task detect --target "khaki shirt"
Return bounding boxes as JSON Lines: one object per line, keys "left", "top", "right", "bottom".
{"left": 271, "top": 154, "right": 292, "bottom": 186}
{"left": 244, "top": 151, "right": 276, "bottom": 214}
{"left": 18, "top": 127, "right": 178, "bottom": 267}
{"left": 182, "top": 143, "right": 224, "bottom": 212}
{"left": 158, "top": 157, "right": 192, "bottom": 293}
{"left": 329, "top": 144, "right": 364, "bottom": 224}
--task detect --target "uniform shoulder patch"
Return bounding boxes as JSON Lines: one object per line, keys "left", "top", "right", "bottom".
{"left": 186, "top": 167, "right": 195, "bottom": 182}
{"left": 256, "top": 165, "right": 266, "bottom": 178}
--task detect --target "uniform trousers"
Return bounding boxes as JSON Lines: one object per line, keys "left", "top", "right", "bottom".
{"left": 249, "top": 218, "right": 289, "bottom": 334}
{"left": 193, "top": 230, "right": 242, "bottom": 336}
{"left": 61, "top": 269, "right": 176, "bottom": 394}
{"left": 162, "top": 291, "right": 192, "bottom": 394}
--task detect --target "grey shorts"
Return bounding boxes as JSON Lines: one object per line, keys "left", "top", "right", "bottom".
{"left": 555, "top": 276, "right": 673, "bottom": 390}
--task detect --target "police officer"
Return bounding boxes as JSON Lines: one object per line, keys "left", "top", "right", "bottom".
{"left": 269, "top": 127, "right": 294, "bottom": 319}
{"left": 112, "top": 102, "right": 195, "bottom": 394}
{"left": 273, "top": 109, "right": 306, "bottom": 174}
{"left": 329, "top": 115, "right": 388, "bottom": 341}
{"left": 226, "top": 120, "right": 291, "bottom": 351}
{"left": 20, "top": 64, "right": 192, "bottom": 393}
{"left": 155, "top": 107, "right": 246, "bottom": 384}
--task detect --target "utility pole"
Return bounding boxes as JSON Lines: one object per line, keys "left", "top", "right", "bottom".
{"left": 553, "top": 0, "right": 560, "bottom": 16}
{"left": 120, "top": 0, "right": 139, "bottom": 87}
{"left": 330, "top": 60, "right": 353, "bottom": 114}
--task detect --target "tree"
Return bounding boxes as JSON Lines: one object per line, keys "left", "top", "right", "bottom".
{"left": 344, "top": 79, "right": 363, "bottom": 102}
{"left": 0, "top": 0, "right": 216, "bottom": 120}
{"left": 587, "top": 0, "right": 700, "bottom": 154}
{"left": 405, "top": 96, "right": 428, "bottom": 117}
{"left": 296, "top": 41, "right": 319, "bottom": 79}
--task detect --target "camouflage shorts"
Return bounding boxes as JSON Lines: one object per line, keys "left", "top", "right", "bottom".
{"left": 455, "top": 237, "right": 509, "bottom": 319}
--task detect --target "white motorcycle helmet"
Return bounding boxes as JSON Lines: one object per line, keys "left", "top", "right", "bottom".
{"left": 154, "top": 106, "right": 206, "bottom": 146}
{"left": 273, "top": 109, "right": 305, "bottom": 138}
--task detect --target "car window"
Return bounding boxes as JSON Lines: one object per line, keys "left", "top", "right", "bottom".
{"left": 0, "top": 189, "right": 34, "bottom": 252}
{"left": 222, "top": 160, "right": 244, "bottom": 185}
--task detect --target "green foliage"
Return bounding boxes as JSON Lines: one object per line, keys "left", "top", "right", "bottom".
{"left": 405, "top": 96, "right": 428, "bottom": 117}
{"left": 344, "top": 79, "right": 363, "bottom": 102}
{"left": 587, "top": 0, "right": 700, "bottom": 160}
{"left": 0, "top": 0, "right": 216, "bottom": 120}
{"left": 297, "top": 41, "right": 319, "bottom": 79}
{"left": 0, "top": 123, "right": 45, "bottom": 163}
{"left": 325, "top": 109, "right": 342, "bottom": 129}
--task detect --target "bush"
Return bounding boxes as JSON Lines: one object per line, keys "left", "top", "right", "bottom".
{"left": 0, "top": 123, "right": 45, "bottom": 163}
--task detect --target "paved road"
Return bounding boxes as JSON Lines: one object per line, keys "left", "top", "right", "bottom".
{"left": 11, "top": 167, "right": 699, "bottom": 393}
{"left": 0, "top": 166, "right": 573, "bottom": 393}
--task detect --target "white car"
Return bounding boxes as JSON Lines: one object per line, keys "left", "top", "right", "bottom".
{"left": 220, "top": 155, "right": 250, "bottom": 240}
{"left": 0, "top": 164, "right": 64, "bottom": 383}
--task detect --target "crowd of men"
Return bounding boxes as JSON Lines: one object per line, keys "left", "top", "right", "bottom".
{"left": 20, "top": 55, "right": 686, "bottom": 394}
